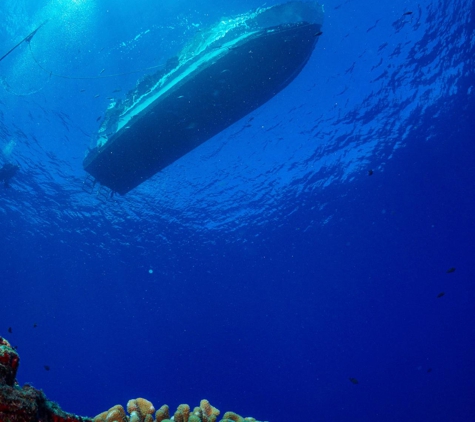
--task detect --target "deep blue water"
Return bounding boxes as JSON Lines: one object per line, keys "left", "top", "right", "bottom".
{"left": 1, "top": 0, "right": 474, "bottom": 421}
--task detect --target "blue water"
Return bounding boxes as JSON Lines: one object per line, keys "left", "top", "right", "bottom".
{"left": 1, "top": 0, "right": 474, "bottom": 421}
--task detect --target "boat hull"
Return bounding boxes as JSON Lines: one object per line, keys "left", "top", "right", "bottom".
{"left": 84, "top": 13, "right": 322, "bottom": 194}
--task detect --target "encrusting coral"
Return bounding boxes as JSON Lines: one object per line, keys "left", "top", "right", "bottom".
{"left": 0, "top": 335, "right": 266, "bottom": 422}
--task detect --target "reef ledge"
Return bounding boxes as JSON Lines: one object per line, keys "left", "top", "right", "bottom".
{"left": 0, "top": 336, "right": 91, "bottom": 422}
{"left": 0, "top": 336, "right": 265, "bottom": 422}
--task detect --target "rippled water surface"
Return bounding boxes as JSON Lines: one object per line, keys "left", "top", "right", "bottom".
{"left": 1, "top": 0, "right": 474, "bottom": 421}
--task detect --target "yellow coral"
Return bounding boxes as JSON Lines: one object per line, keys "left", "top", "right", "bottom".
{"left": 155, "top": 404, "right": 170, "bottom": 422}
{"left": 138, "top": 398, "right": 155, "bottom": 416}
{"left": 93, "top": 411, "right": 108, "bottom": 422}
{"left": 127, "top": 398, "right": 155, "bottom": 422}
{"left": 93, "top": 405, "right": 127, "bottom": 422}
{"left": 174, "top": 410, "right": 184, "bottom": 422}
{"left": 200, "top": 400, "right": 220, "bottom": 422}
{"left": 174, "top": 403, "right": 191, "bottom": 422}
{"left": 222, "top": 411, "right": 244, "bottom": 422}
{"left": 106, "top": 405, "right": 128, "bottom": 422}
{"left": 94, "top": 399, "right": 263, "bottom": 422}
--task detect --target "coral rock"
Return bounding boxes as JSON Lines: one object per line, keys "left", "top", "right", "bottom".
{"left": 0, "top": 336, "right": 91, "bottom": 422}
{"left": 189, "top": 414, "right": 201, "bottom": 422}
{"left": 155, "top": 404, "right": 170, "bottom": 422}
{"left": 0, "top": 336, "right": 20, "bottom": 386}
{"left": 0, "top": 383, "right": 91, "bottom": 422}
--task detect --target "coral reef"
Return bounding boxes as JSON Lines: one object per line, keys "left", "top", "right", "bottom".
{"left": 93, "top": 400, "right": 260, "bottom": 422}
{"left": 0, "top": 336, "right": 266, "bottom": 422}
{"left": 0, "top": 336, "right": 20, "bottom": 386}
{"left": 0, "top": 336, "right": 91, "bottom": 422}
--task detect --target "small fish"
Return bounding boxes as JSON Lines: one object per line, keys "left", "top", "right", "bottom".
{"left": 94, "top": 94, "right": 100, "bottom": 98}
{"left": 96, "top": 116, "right": 102, "bottom": 121}
{"left": 112, "top": 88, "right": 122, "bottom": 93}
{"left": 349, "top": 377, "right": 359, "bottom": 384}
{"left": 8, "top": 327, "right": 12, "bottom": 334}
{"left": 368, "top": 169, "right": 374, "bottom": 176}
{"left": 403, "top": 11, "right": 413, "bottom": 15}
{"left": 446, "top": 267, "right": 456, "bottom": 273}
{"left": 99, "top": 69, "right": 105, "bottom": 75}
{"left": 13, "top": 345, "right": 18, "bottom": 350}
{"left": 437, "top": 292, "right": 445, "bottom": 298}
{"left": 44, "top": 365, "right": 50, "bottom": 371}
{"left": 314, "top": 31, "right": 323, "bottom": 36}
{"left": 33, "top": 323, "right": 37, "bottom": 328}
{"left": 427, "top": 368, "right": 432, "bottom": 373}
{"left": 80, "top": 89, "right": 86, "bottom": 92}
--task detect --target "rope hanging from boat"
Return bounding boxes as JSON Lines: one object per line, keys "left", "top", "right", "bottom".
{"left": 1, "top": 19, "right": 167, "bottom": 81}
{"left": 0, "top": 20, "right": 49, "bottom": 63}
{"left": 27, "top": 42, "right": 166, "bottom": 80}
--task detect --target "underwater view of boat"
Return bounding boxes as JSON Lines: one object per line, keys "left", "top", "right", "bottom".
{"left": 83, "top": 1, "right": 324, "bottom": 195}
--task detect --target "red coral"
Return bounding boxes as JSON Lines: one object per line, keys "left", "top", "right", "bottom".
{"left": 0, "top": 336, "right": 92, "bottom": 422}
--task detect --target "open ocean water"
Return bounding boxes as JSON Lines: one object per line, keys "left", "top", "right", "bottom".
{"left": 1, "top": 0, "right": 474, "bottom": 421}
